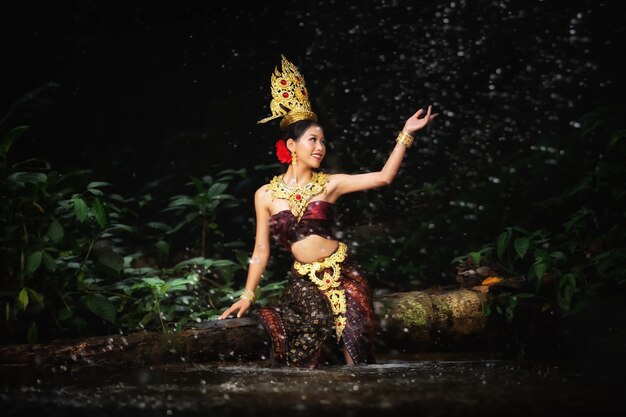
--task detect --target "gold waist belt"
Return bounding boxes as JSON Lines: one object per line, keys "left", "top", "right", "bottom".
{"left": 293, "top": 242, "right": 348, "bottom": 340}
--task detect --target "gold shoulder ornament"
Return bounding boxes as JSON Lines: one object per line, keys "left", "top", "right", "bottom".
{"left": 267, "top": 171, "right": 329, "bottom": 221}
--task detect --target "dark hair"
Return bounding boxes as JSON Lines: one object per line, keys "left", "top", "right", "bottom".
{"left": 276, "top": 119, "right": 322, "bottom": 171}
{"left": 280, "top": 119, "right": 320, "bottom": 141}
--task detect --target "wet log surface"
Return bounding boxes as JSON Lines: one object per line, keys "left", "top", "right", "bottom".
{"left": 0, "top": 287, "right": 549, "bottom": 369}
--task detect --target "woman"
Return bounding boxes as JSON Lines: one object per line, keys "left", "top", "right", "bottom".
{"left": 219, "top": 55, "right": 436, "bottom": 367}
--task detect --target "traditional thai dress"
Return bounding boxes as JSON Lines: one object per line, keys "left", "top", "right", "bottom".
{"left": 254, "top": 173, "right": 378, "bottom": 367}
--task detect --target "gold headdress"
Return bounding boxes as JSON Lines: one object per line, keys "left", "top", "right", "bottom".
{"left": 257, "top": 55, "right": 318, "bottom": 129}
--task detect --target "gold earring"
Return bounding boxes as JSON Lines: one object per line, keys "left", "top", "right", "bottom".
{"left": 291, "top": 150, "right": 297, "bottom": 166}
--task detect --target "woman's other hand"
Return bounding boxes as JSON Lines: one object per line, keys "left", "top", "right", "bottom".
{"left": 218, "top": 299, "right": 252, "bottom": 320}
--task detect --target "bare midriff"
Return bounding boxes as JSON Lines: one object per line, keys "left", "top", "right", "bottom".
{"left": 291, "top": 235, "right": 340, "bottom": 263}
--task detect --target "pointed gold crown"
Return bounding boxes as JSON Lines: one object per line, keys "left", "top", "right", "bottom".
{"left": 257, "top": 55, "right": 318, "bottom": 129}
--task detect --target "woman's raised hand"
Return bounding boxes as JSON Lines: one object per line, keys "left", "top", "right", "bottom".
{"left": 402, "top": 105, "right": 438, "bottom": 135}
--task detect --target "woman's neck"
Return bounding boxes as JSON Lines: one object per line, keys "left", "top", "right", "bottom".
{"left": 283, "top": 165, "right": 314, "bottom": 187}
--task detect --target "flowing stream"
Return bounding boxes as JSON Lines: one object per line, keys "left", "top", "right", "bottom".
{"left": 1, "top": 353, "right": 623, "bottom": 417}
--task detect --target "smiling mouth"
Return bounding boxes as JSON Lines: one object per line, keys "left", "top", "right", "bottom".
{"left": 312, "top": 154, "right": 323, "bottom": 161}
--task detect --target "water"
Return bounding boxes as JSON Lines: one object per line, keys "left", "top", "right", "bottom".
{"left": 1, "top": 353, "right": 623, "bottom": 417}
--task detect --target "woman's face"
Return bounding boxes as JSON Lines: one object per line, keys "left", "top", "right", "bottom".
{"left": 290, "top": 124, "right": 326, "bottom": 168}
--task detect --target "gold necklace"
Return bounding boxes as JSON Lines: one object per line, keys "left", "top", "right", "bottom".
{"left": 267, "top": 171, "right": 329, "bottom": 221}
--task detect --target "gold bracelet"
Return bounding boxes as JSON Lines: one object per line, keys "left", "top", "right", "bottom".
{"left": 239, "top": 288, "right": 256, "bottom": 303}
{"left": 396, "top": 131, "right": 414, "bottom": 148}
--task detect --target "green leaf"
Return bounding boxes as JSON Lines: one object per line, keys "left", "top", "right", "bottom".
{"left": 505, "top": 304, "right": 516, "bottom": 321}
{"left": 62, "top": 261, "right": 80, "bottom": 270}
{"left": 26, "top": 288, "right": 44, "bottom": 307}
{"left": 220, "top": 199, "right": 240, "bottom": 209}
{"left": 533, "top": 248, "right": 551, "bottom": 261}
{"left": 42, "top": 252, "right": 57, "bottom": 272}
{"left": 449, "top": 254, "right": 467, "bottom": 264}
{"left": 46, "top": 220, "right": 64, "bottom": 243}
{"left": 76, "top": 269, "right": 85, "bottom": 290}
{"left": 550, "top": 251, "right": 567, "bottom": 261}
{"left": 158, "top": 283, "right": 171, "bottom": 296}
{"left": 104, "top": 224, "right": 135, "bottom": 234}
{"left": 469, "top": 251, "right": 481, "bottom": 266}
{"left": 91, "top": 197, "right": 107, "bottom": 227}
{"left": 87, "top": 181, "right": 113, "bottom": 189}
{"left": 27, "top": 322, "right": 38, "bottom": 343}
{"left": 207, "top": 182, "right": 228, "bottom": 198}
{"left": 609, "top": 129, "right": 626, "bottom": 147}
{"left": 72, "top": 197, "right": 89, "bottom": 222}
{"left": 512, "top": 226, "right": 531, "bottom": 235}
{"left": 558, "top": 273, "right": 577, "bottom": 290}
{"left": 533, "top": 260, "right": 548, "bottom": 280}
{"left": 567, "top": 273, "right": 577, "bottom": 287}
{"left": 1, "top": 125, "right": 30, "bottom": 156}
{"left": 97, "top": 249, "right": 124, "bottom": 273}
{"left": 168, "top": 278, "right": 194, "bottom": 288}
{"left": 142, "top": 277, "right": 165, "bottom": 287}
{"left": 140, "top": 312, "right": 156, "bottom": 327}
{"left": 496, "top": 230, "right": 511, "bottom": 260}
{"left": 217, "top": 168, "right": 246, "bottom": 178}
{"left": 84, "top": 294, "right": 116, "bottom": 323}
{"left": 513, "top": 237, "right": 530, "bottom": 260}
{"left": 563, "top": 207, "right": 592, "bottom": 233}
{"left": 235, "top": 249, "right": 250, "bottom": 267}
{"left": 168, "top": 195, "right": 195, "bottom": 208}
{"left": 25, "top": 251, "right": 43, "bottom": 275}
{"left": 189, "top": 176, "right": 206, "bottom": 194}
{"left": 87, "top": 188, "right": 104, "bottom": 196}
{"left": 59, "top": 307, "right": 73, "bottom": 321}
{"left": 17, "top": 288, "right": 29, "bottom": 311}
{"left": 212, "top": 259, "right": 238, "bottom": 267}
{"left": 155, "top": 240, "right": 169, "bottom": 256}
{"left": 8, "top": 172, "right": 47, "bottom": 188}
{"left": 260, "top": 280, "right": 288, "bottom": 291}
{"left": 148, "top": 222, "right": 172, "bottom": 232}
{"left": 591, "top": 250, "right": 616, "bottom": 262}
{"left": 174, "top": 257, "right": 214, "bottom": 270}
{"left": 564, "top": 285, "right": 574, "bottom": 306}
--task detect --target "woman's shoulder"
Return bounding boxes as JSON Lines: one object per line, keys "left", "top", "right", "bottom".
{"left": 326, "top": 172, "right": 343, "bottom": 180}
{"left": 254, "top": 182, "right": 273, "bottom": 204}
{"left": 255, "top": 182, "right": 271, "bottom": 195}
{"left": 325, "top": 172, "right": 349, "bottom": 186}
{"left": 256, "top": 174, "right": 285, "bottom": 195}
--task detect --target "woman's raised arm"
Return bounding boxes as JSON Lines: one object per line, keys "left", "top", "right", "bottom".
{"left": 328, "top": 106, "right": 437, "bottom": 198}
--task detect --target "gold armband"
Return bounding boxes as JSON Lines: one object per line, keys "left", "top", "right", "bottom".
{"left": 239, "top": 288, "right": 256, "bottom": 303}
{"left": 396, "top": 131, "right": 414, "bottom": 148}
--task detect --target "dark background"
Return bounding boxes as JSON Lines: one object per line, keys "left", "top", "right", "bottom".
{"left": 2, "top": 1, "right": 623, "bottom": 180}
{"left": 1, "top": 0, "right": 625, "bottom": 283}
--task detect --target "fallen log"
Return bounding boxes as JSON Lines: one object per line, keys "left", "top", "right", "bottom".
{"left": 0, "top": 287, "right": 519, "bottom": 369}
{"left": 376, "top": 287, "right": 490, "bottom": 352}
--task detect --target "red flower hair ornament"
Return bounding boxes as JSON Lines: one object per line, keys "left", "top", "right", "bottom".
{"left": 275, "top": 139, "right": 292, "bottom": 164}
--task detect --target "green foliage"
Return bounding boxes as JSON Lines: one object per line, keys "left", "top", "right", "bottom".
{"left": 451, "top": 107, "right": 626, "bottom": 323}
{"left": 160, "top": 169, "right": 245, "bottom": 258}
{"left": 0, "top": 124, "right": 275, "bottom": 343}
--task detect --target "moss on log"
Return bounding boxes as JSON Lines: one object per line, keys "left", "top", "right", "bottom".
{"left": 375, "top": 288, "right": 489, "bottom": 352}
